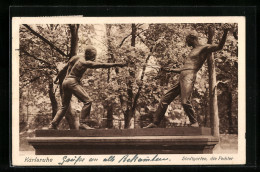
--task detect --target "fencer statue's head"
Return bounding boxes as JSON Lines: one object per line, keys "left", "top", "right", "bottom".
{"left": 186, "top": 31, "right": 199, "bottom": 47}
{"left": 84, "top": 45, "right": 97, "bottom": 61}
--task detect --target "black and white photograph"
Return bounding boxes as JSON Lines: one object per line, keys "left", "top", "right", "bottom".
{"left": 12, "top": 16, "right": 246, "bottom": 166}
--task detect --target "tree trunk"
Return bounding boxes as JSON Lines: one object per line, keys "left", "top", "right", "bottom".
{"left": 207, "top": 25, "right": 219, "bottom": 137}
{"left": 106, "top": 24, "right": 112, "bottom": 82}
{"left": 69, "top": 24, "right": 80, "bottom": 57}
{"left": 124, "top": 80, "right": 134, "bottom": 129}
{"left": 105, "top": 24, "right": 115, "bottom": 127}
{"left": 207, "top": 55, "right": 219, "bottom": 137}
{"left": 106, "top": 105, "right": 113, "bottom": 128}
{"left": 124, "top": 109, "right": 132, "bottom": 129}
{"left": 203, "top": 88, "right": 209, "bottom": 127}
{"left": 124, "top": 24, "right": 137, "bottom": 129}
{"left": 227, "top": 89, "right": 233, "bottom": 133}
{"left": 131, "top": 24, "right": 137, "bottom": 47}
{"left": 48, "top": 80, "right": 58, "bottom": 119}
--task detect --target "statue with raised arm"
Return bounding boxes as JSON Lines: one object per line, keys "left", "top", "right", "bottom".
{"left": 144, "top": 24, "right": 231, "bottom": 128}
{"left": 49, "top": 45, "right": 127, "bottom": 130}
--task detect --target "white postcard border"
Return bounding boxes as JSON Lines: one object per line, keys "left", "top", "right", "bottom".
{"left": 12, "top": 16, "right": 246, "bottom": 166}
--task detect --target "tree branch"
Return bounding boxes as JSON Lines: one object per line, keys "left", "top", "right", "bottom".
{"left": 20, "top": 48, "right": 55, "bottom": 69}
{"left": 136, "top": 24, "right": 144, "bottom": 28}
{"left": 23, "top": 24, "right": 69, "bottom": 57}
{"left": 54, "top": 24, "right": 59, "bottom": 30}
{"left": 136, "top": 29, "right": 146, "bottom": 36}
{"left": 137, "top": 35, "right": 148, "bottom": 47}
{"left": 119, "top": 29, "right": 146, "bottom": 48}
{"left": 119, "top": 34, "right": 131, "bottom": 47}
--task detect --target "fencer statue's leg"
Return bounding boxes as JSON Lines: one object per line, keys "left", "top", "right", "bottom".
{"left": 180, "top": 72, "right": 199, "bottom": 127}
{"left": 72, "top": 84, "right": 94, "bottom": 130}
{"left": 144, "top": 83, "right": 181, "bottom": 128}
{"left": 49, "top": 84, "right": 72, "bottom": 130}
{"left": 65, "top": 104, "right": 79, "bottom": 130}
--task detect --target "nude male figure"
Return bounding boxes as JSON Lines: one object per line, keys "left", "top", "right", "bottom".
{"left": 144, "top": 24, "right": 231, "bottom": 128}
{"left": 49, "top": 45, "right": 127, "bottom": 130}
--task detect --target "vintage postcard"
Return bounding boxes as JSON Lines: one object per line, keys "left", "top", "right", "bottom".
{"left": 12, "top": 16, "right": 245, "bottom": 166}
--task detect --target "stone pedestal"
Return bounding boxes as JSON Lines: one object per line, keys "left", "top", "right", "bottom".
{"left": 28, "top": 127, "right": 219, "bottom": 155}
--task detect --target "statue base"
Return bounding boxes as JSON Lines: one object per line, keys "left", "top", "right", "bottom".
{"left": 28, "top": 127, "right": 218, "bottom": 155}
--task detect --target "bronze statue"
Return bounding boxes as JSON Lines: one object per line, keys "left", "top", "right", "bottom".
{"left": 144, "top": 24, "right": 231, "bottom": 128}
{"left": 49, "top": 45, "right": 127, "bottom": 130}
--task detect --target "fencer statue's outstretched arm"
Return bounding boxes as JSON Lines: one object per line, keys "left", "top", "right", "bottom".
{"left": 203, "top": 24, "right": 231, "bottom": 53}
{"left": 162, "top": 67, "right": 197, "bottom": 73}
{"left": 82, "top": 61, "right": 127, "bottom": 68}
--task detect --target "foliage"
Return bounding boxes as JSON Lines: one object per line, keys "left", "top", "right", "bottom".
{"left": 19, "top": 23, "right": 238, "bottom": 133}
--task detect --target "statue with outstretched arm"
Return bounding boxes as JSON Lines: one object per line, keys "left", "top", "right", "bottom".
{"left": 49, "top": 45, "right": 127, "bottom": 130}
{"left": 144, "top": 24, "right": 231, "bottom": 128}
